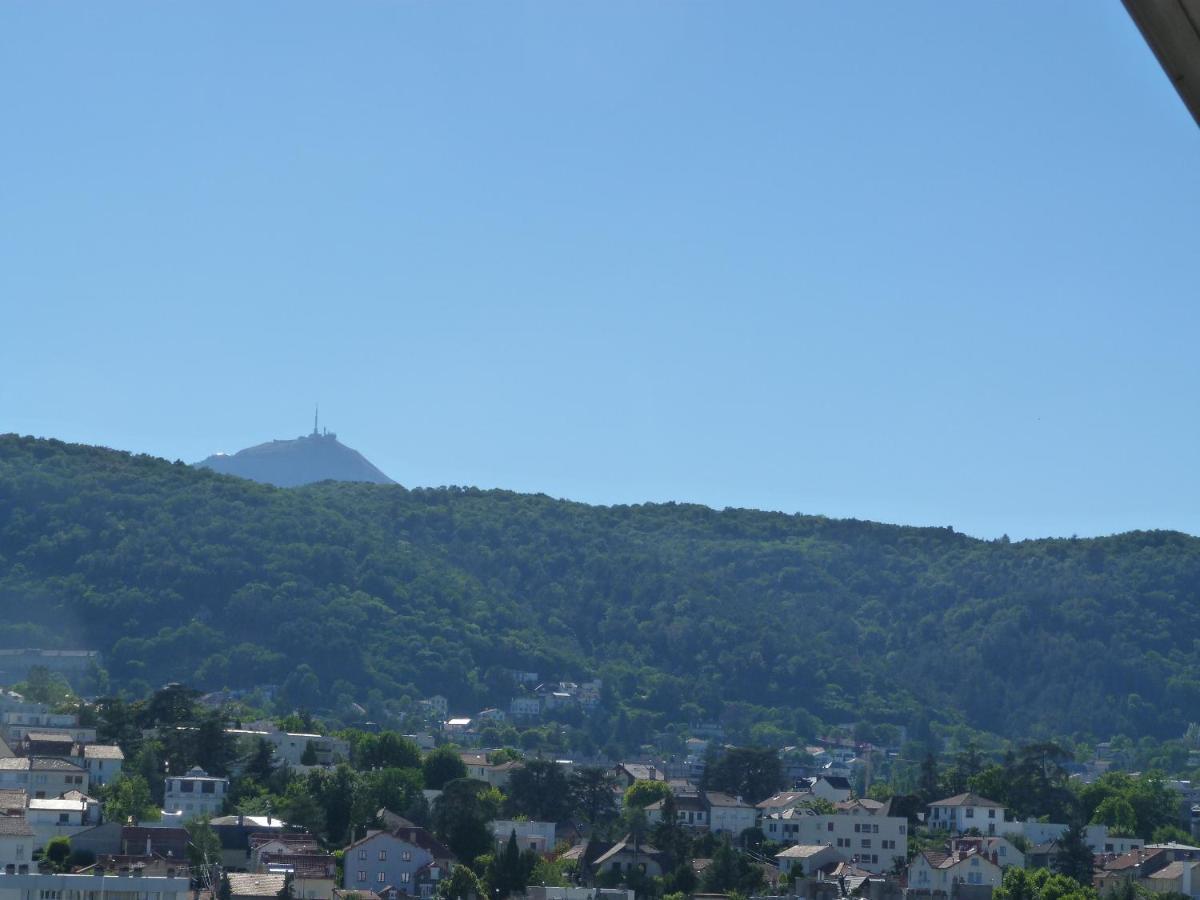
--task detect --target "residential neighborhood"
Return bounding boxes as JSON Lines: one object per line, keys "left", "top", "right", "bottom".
{"left": 0, "top": 665, "right": 1198, "bottom": 900}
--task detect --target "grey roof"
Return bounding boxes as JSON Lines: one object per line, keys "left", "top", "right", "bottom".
{"left": 0, "top": 756, "right": 85, "bottom": 772}
{"left": 0, "top": 788, "right": 27, "bottom": 811}
{"left": 0, "top": 816, "right": 35, "bottom": 836}
{"left": 705, "top": 791, "right": 752, "bottom": 808}
{"left": 25, "top": 731, "right": 74, "bottom": 743}
{"left": 83, "top": 744, "right": 125, "bottom": 760}
{"left": 228, "top": 873, "right": 289, "bottom": 896}
{"left": 930, "top": 792, "right": 1004, "bottom": 808}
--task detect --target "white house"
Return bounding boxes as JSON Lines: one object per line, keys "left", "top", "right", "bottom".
{"left": 775, "top": 844, "right": 845, "bottom": 876}
{"left": 928, "top": 793, "right": 1009, "bottom": 835}
{"left": 806, "top": 776, "right": 853, "bottom": 803}
{"left": 0, "top": 870, "right": 190, "bottom": 900}
{"left": 705, "top": 792, "right": 758, "bottom": 837}
{"left": 757, "top": 791, "right": 818, "bottom": 817}
{"left": 1019, "top": 820, "right": 1144, "bottom": 855}
{"left": 907, "top": 848, "right": 1003, "bottom": 891}
{"left": 761, "top": 804, "right": 908, "bottom": 874}
{"left": 163, "top": 766, "right": 228, "bottom": 819}
{"left": 25, "top": 796, "right": 97, "bottom": 849}
{"left": 0, "top": 816, "right": 34, "bottom": 873}
{"left": 950, "top": 835, "right": 1026, "bottom": 869}
{"left": 0, "top": 758, "right": 88, "bottom": 798}
{"left": 492, "top": 820, "right": 557, "bottom": 855}
{"left": 228, "top": 728, "right": 350, "bottom": 768}
{"left": 645, "top": 794, "right": 708, "bottom": 829}
{"left": 510, "top": 697, "right": 542, "bottom": 718}
{"left": 81, "top": 744, "right": 124, "bottom": 786}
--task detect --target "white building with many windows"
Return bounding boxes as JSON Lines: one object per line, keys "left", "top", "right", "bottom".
{"left": 0, "top": 758, "right": 88, "bottom": 799}
{"left": 908, "top": 848, "right": 1003, "bottom": 891}
{"left": 928, "top": 793, "right": 1009, "bottom": 835}
{"left": 761, "top": 804, "right": 908, "bottom": 874}
{"left": 163, "top": 766, "right": 228, "bottom": 820}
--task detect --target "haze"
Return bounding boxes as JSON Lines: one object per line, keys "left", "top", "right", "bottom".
{"left": 1, "top": 3, "right": 1196, "bottom": 540}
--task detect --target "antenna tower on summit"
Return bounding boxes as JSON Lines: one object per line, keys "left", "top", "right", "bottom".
{"left": 313, "top": 404, "right": 319, "bottom": 437}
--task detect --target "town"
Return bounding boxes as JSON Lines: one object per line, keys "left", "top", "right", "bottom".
{"left": 0, "top": 652, "right": 1198, "bottom": 900}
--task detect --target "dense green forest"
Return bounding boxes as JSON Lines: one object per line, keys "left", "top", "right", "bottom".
{"left": 2, "top": 434, "right": 1199, "bottom": 747}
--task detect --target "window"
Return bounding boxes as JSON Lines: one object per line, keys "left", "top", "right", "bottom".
{"left": 357, "top": 871, "right": 367, "bottom": 883}
{"left": 202, "top": 782, "right": 215, "bottom": 794}
{"left": 872, "top": 824, "right": 879, "bottom": 833}
{"left": 58, "top": 813, "right": 69, "bottom": 824}
{"left": 359, "top": 850, "right": 367, "bottom": 860}
{"left": 379, "top": 850, "right": 387, "bottom": 861}
{"left": 965, "top": 808, "right": 974, "bottom": 818}
{"left": 827, "top": 822, "right": 834, "bottom": 832}
{"left": 988, "top": 809, "right": 995, "bottom": 819}
{"left": 854, "top": 824, "right": 861, "bottom": 833}
{"left": 181, "top": 781, "right": 195, "bottom": 793}
{"left": 400, "top": 874, "right": 411, "bottom": 884}
{"left": 861, "top": 839, "right": 871, "bottom": 849}
{"left": 900, "top": 825, "right": 907, "bottom": 834}
{"left": 377, "top": 872, "right": 386, "bottom": 883}
{"left": 402, "top": 850, "right": 412, "bottom": 862}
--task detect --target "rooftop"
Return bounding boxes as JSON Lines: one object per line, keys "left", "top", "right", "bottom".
{"left": 0, "top": 816, "right": 35, "bottom": 836}
{"left": 930, "top": 792, "right": 1005, "bottom": 808}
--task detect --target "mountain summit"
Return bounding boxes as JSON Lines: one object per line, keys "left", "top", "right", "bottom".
{"left": 195, "top": 421, "right": 394, "bottom": 488}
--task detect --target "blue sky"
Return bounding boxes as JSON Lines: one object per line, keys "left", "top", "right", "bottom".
{"left": 2, "top": 3, "right": 1197, "bottom": 540}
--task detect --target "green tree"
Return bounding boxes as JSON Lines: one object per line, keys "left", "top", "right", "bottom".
{"left": 43, "top": 836, "right": 72, "bottom": 873}
{"left": 437, "top": 865, "right": 483, "bottom": 900}
{"left": 186, "top": 817, "right": 222, "bottom": 869}
{"left": 1091, "top": 797, "right": 1137, "bottom": 837}
{"left": 570, "top": 766, "right": 617, "bottom": 825}
{"left": 624, "top": 780, "right": 673, "bottom": 809}
{"left": 432, "top": 779, "right": 501, "bottom": 865}
{"left": 100, "top": 773, "right": 159, "bottom": 824}
{"left": 1053, "top": 823, "right": 1095, "bottom": 885}
{"left": 486, "top": 831, "right": 533, "bottom": 898}
{"left": 702, "top": 747, "right": 783, "bottom": 803}
{"left": 301, "top": 741, "right": 319, "bottom": 766}
{"left": 505, "top": 759, "right": 572, "bottom": 822}
{"left": 424, "top": 746, "right": 468, "bottom": 790}
{"left": 242, "top": 737, "right": 277, "bottom": 783}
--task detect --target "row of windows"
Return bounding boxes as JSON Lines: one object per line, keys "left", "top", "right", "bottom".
{"left": 853, "top": 823, "right": 880, "bottom": 833}
{"left": 356, "top": 871, "right": 411, "bottom": 883}
{"left": 357, "top": 849, "right": 412, "bottom": 861}
{"left": 175, "top": 781, "right": 219, "bottom": 794}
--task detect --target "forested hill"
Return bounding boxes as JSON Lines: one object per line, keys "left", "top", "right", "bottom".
{"left": 1, "top": 434, "right": 1199, "bottom": 747}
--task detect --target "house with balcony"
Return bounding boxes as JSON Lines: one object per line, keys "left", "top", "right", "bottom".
{"left": 907, "top": 847, "right": 1003, "bottom": 892}
{"left": 928, "top": 792, "right": 1009, "bottom": 835}
{"left": 163, "top": 766, "right": 228, "bottom": 820}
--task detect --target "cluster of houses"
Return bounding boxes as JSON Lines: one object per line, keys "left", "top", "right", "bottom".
{"left": 423, "top": 678, "right": 605, "bottom": 736}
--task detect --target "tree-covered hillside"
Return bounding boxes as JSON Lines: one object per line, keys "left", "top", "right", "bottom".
{"left": 1, "top": 434, "right": 1198, "bottom": 746}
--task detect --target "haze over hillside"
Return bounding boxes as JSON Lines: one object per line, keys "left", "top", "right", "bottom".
{"left": 2, "top": 433, "right": 1200, "bottom": 749}
{"left": 195, "top": 423, "right": 394, "bottom": 488}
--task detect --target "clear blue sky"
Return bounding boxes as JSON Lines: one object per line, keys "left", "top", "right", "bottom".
{"left": 2, "top": 3, "right": 1197, "bottom": 541}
